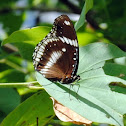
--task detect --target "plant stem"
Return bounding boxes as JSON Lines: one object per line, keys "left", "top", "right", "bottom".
{"left": 0, "top": 81, "right": 38, "bottom": 88}
{"left": 28, "top": 86, "right": 44, "bottom": 90}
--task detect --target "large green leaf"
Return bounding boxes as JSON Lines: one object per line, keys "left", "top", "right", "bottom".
{"left": 0, "top": 88, "right": 20, "bottom": 122}
{"left": 2, "top": 26, "right": 51, "bottom": 61}
{"left": 2, "top": 26, "right": 50, "bottom": 45}
{"left": 1, "top": 91, "right": 54, "bottom": 126}
{"left": 74, "top": 0, "right": 93, "bottom": 31}
{"left": 36, "top": 42, "right": 126, "bottom": 126}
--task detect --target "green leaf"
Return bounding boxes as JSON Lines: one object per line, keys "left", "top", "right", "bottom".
{"left": 78, "top": 42, "right": 126, "bottom": 74}
{"left": 2, "top": 26, "right": 51, "bottom": 61}
{"left": 14, "top": 41, "right": 35, "bottom": 61}
{"left": 0, "top": 12, "right": 24, "bottom": 35}
{"left": 0, "top": 69, "right": 25, "bottom": 83}
{"left": 75, "top": 0, "right": 93, "bottom": 31}
{"left": 2, "top": 26, "right": 50, "bottom": 45}
{"left": 103, "top": 63, "right": 126, "bottom": 80}
{"left": 0, "top": 88, "right": 20, "bottom": 122}
{"left": 36, "top": 42, "right": 126, "bottom": 126}
{"left": 1, "top": 91, "right": 54, "bottom": 126}
{"left": 78, "top": 32, "right": 99, "bottom": 46}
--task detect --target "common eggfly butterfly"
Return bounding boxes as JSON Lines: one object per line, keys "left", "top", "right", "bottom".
{"left": 33, "top": 15, "right": 80, "bottom": 84}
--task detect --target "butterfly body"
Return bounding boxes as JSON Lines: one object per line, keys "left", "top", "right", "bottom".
{"left": 33, "top": 15, "right": 80, "bottom": 84}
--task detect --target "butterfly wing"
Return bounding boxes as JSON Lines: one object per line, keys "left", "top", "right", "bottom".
{"left": 33, "top": 15, "right": 79, "bottom": 84}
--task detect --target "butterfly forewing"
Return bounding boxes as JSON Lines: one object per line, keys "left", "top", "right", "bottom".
{"left": 33, "top": 15, "right": 79, "bottom": 84}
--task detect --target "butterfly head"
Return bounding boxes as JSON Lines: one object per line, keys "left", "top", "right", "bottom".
{"left": 61, "top": 75, "right": 80, "bottom": 84}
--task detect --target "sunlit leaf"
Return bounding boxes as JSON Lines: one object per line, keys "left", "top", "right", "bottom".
{"left": 75, "top": 0, "right": 93, "bottom": 31}
{"left": 2, "top": 26, "right": 51, "bottom": 61}
{"left": 36, "top": 42, "right": 126, "bottom": 126}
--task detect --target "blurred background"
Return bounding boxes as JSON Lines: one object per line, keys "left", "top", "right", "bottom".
{"left": 0, "top": 0, "right": 126, "bottom": 125}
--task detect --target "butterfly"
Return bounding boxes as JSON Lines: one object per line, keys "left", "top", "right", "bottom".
{"left": 33, "top": 15, "right": 80, "bottom": 84}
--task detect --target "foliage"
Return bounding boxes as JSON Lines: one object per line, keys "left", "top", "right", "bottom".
{"left": 0, "top": 0, "right": 126, "bottom": 126}
{"left": 36, "top": 42, "right": 126, "bottom": 126}
{"left": 1, "top": 90, "right": 54, "bottom": 126}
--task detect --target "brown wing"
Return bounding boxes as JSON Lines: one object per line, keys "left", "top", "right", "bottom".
{"left": 33, "top": 15, "right": 79, "bottom": 83}
{"left": 33, "top": 37, "right": 79, "bottom": 82}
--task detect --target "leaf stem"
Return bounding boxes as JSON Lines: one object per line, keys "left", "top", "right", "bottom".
{"left": 28, "top": 86, "right": 44, "bottom": 90}
{"left": 0, "top": 81, "right": 39, "bottom": 88}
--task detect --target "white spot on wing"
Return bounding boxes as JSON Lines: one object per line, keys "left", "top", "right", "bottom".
{"left": 60, "top": 36, "right": 78, "bottom": 47}
{"left": 40, "top": 69, "right": 49, "bottom": 74}
{"left": 44, "top": 51, "right": 62, "bottom": 69}
{"left": 41, "top": 69, "right": 48, "bottom": 72}
{"left": 40, "top": 45, "right": 45, "bottom": 49}
{"left": 64, "top": 20, "right": 70, "bottom": 25}
{"left": 36, "top": 58, "right": 40, "bottom": 62}
{"left": 47, "top": 33, "right": 51, "bottom": 37}
{"left": 35, "top": 46, "right": 39, "bottom": 50}
{"left": 50, "top": 57, "right": 54, "bottom": 63}
{"left": 36, "top": 53, "right": 41, "bottom": 58}
{"left": 63, "top": 36, "right": 69, "bottom": 44}
{"left": 68, "top": 38, "right": 73, "bottom": 46}
{"left": 53, "top": 33, "right": 55, "bottom": 36}
{"left": 46, "top": 61, "right": 53, "bottom": 67}
{"left": 73, "top": 58, "right": 76, "bottom": 60}
{"left": 44, "top": 40, "right": 48, "bottom": 44}
{"left": 75, "top": 39, "right": 78, "bottom": 47}
{"left": 38, "top": 51, "right": 43, "bottom": 55}
{"left": 59, "top": 37, "right": 65, "bottom": 43}
{"left": 51, "top": 53, "right": 56, "bottom": 62}
{"left": 37, "top": 43, "right": 41, "bottom": 47}
{"left": 50, "top": 39, "right": 52, "bottom": 42}
{"left": 39, "top": 48, "right": 44, "bottom": 52}
{"left": 62, "top": 48, "right": 66, "bottom": 52}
